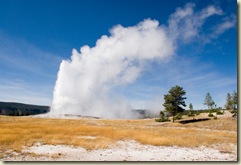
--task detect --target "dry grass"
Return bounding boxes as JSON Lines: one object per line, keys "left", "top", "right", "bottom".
{"left": 0, "top": 113, "right": 237, "bottom": 157}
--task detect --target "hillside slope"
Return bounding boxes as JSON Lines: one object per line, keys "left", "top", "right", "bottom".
{"left": 0, "top": 101, "right": 50, "bottom": 116}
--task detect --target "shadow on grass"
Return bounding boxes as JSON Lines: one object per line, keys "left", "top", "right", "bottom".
{"left": 178, "top": 118, "right": 210, "bottom": 124}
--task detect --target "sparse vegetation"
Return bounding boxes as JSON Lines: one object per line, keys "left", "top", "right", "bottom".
{"left": 155, "top": 118, "right": 170, "bottom": 122}
{"left": 0, "top": 86, "right": 238, "bottom": 160}
{"left": 187, "top": 111, "right": 195, "bottom": 117}
{"left": 230, "top": 110, "right": 237, "bottom": 114}
{"left": 174, "top": 113, "right": 183, "bottom": 120}
{"left": 208, "top": 112, "right": 214, "bottom": 117}
{"left": 155, "top": 111, "right": 170, "bottom": 122}
{"left": 216, "top": 110, "right": 224, "bottom": 115}
{"left": 0, "top": 112, "right": 237, "bottom": 158}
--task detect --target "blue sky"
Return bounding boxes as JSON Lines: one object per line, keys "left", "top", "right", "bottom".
{"left": 0, "top": 0, "right": 237, "bottom": 110}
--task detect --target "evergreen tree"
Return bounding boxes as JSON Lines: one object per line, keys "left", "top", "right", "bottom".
{"left": 163, "top": 85, "right": 187, "bottom": 122}
{"left": 225, "top": 93, "right": 233, "bottom": 110}
{"left": 204, "top": 92, "right": 214, "bottom": 110}
{"left": 232, "top": 91, "right": 237, "bottom": 110}
{"left": 189, "top": 103, "right": 193, "bottom": 110}
{"left": 210, "top": 101, "right": 216, "bottom": 110}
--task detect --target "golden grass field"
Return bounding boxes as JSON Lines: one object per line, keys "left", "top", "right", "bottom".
{"left": 0, "top": 111, "right": 237, "bottom": 159}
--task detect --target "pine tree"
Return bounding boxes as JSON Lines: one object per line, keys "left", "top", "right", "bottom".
{"left": 225, "top": 93, "right": 233, "bottom": 110}
{"left": 204, "top": 92, "right": 214, "bottom": 110}
{"left": 189, "top": 103, "right": 193, "bottom": 110}
{"left": 232, "top": 91, "right": 237, "bottom": 110}
{"left": 163, "top": 85, "right": 187, "bottom": 122}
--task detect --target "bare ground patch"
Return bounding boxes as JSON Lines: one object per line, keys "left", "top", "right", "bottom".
{"left": 2, "top": 140, "right": 237, "bottom": 161}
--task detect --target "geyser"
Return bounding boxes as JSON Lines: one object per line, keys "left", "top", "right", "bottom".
{"left": 51, "top": 19, "right": 174, "bottom": 119}
{"left": 50, "top": 3, "right": 223, "bottom": 119}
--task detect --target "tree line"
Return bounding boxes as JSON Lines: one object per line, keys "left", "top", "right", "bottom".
{"left": 157, "top": 85, "right": 237, "bottom": 123}
{"left": 0, "top": 101, "right": 50, "bottom": 116}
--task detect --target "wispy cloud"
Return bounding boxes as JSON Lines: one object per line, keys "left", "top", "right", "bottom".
{"left": 112, "top": 2, "right": 236, "bottom": 110}
{"left": 0, "top": 30, "right": 62, "bottom": 78}
{"left": 123, "top": 54, "right": 236, "bottom": 110}
{"left": 199, "top": 4, "right": 223, "bottom": 19}
{"left": 212, "top": 14, "right": 236, "bottom": 37}
{"left": 0, "top": 30, "right": 62, "bottom": 105}
{"left": 0, "top": 79, "right": 52, "bottom": 105}
{"left": 167, "top": 2, "right": 236, "bottom": 46}
{"left": 167, "top": 3, "right": 223, "bottom": 43}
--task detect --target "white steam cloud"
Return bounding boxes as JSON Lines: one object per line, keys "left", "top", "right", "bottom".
{"left": 51, "top": 19, "right": 174, "bottom": 118}
{"left": 50, "top": 3, "right": 229, "bottom": 119}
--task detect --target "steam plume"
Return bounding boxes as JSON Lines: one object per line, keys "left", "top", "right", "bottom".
{"left": 51, "top": 19, "right": 174, "bottom": 118}
{"left": 51, "top": 3, "right": 225, "bottom": 118}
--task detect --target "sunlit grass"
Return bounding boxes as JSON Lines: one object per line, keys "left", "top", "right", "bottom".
{"left": 0, "top": 114, "right": 237, "bottom": 155}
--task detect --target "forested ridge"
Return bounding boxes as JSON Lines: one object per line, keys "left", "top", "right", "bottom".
{"left": 0, "top": 101, "right": 49, "bottom": 116}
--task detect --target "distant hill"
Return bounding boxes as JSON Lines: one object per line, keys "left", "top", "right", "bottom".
{"left": 0, "top": 101, "right": 50, "bottom": 116}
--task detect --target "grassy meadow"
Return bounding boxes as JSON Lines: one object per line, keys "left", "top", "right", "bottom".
{"left": 0, "top": 111, "right": 237, "bottom": 158}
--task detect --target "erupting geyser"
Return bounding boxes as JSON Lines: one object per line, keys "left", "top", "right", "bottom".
{"left": 50, "top": 3, "right": 224, "bottom": 118}
{"left": 50, "top": 19, "right": 174, "bottom": 118}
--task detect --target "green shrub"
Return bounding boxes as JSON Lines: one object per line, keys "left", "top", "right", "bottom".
{"left": 213, "top": 116, "right": 218, "bottom": 120}
{"left": 216, "top": 110, "right": 224, "bottom": 115}
{"left": 160, "top": 111, "right": 165, "bottom": 118}
{"left": 174, "top": 113, "right": 182, "bottom": 120}
{"left": 195, "top": 111, "right": 200, "bottom": 115}
{"left": 208, "top": 113, "right": 214, "bottom": 117}
{"left": 230, "top": 110, "right": 237, "bottom": 114}
{"left": 155, "top": 117, "right": 170, "bottom": 122}
{"left": 187, "top": 111, "right": 195, "bottom": 117}
{"left": 155, "top": 111, "right": 171, "bottom": 122}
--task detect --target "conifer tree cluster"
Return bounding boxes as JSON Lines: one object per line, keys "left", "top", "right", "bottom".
{"left": 157, "top": 86, "right": 237, "bottom": 123}
{"left": 225, "top": 91, "right": 237, "bottom": 110}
